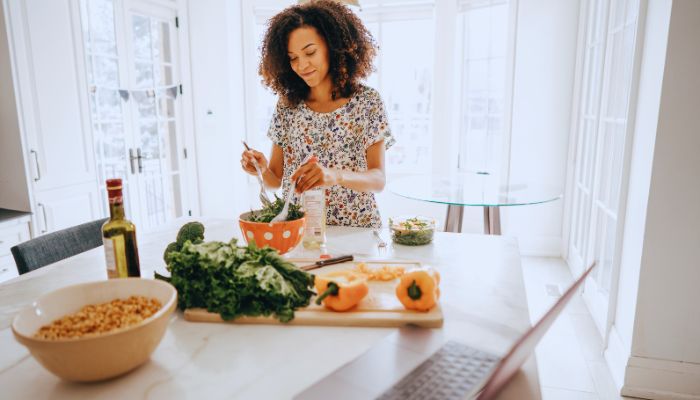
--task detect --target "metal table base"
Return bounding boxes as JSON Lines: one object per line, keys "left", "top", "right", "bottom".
{"left": 444, "top": 205, "right": 501, "bottom": 235}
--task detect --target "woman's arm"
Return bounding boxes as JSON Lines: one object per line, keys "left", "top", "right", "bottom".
{"left": 292, "top": 140, "right": 386, "bottom": 193}
{"left": 240, "top": 144, "right": 284, "bottom": 189}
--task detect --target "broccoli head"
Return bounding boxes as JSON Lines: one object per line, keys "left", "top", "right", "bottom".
{"left": 163, "top": 241, "right": 179, "bottom": 263}
{"left": 176, "top": 222, "right": 205, "bottom": 247}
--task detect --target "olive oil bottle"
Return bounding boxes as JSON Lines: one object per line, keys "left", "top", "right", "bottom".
{"left": 102, "top": 179, "right": 141, "bottom": 278}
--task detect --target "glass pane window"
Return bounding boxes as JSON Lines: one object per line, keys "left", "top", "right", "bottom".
{"left": 79, "top": 1, "right": 186, "bottom": 231}
{"left": 569, "top": 0, "right": 609, "bottom": 265}
{"left": 590, "top": 0, "right": 640, "bottom": 294}
{"left": 135, "top": 62, "right": 155, "bottom": 88}
{"left": 129, "top": 12, "right": 183, "bottom": 227}
{"left": 566, "top": 0, "right": 642, "bottom": 337}
{"left": 252, "top": 21, "right": 281, "bottom": 150}
{"left": 132, "top": 15, "right": 152, "bottom": 60}
{"left": 96, "top": 88, "right": 122, "bottom": 120}
{"left": 80, "top": 0, "right": 129, "bottom": 201}
{"left": 94, "top": 56, "right": 120, "bottom": 87}
{"left": 367, "top": 17, "right": 434, "bottom": 175}
{"left": 457, "top": 0, "right": 510, "bottom": 176}
{"left": 83, "top": 0, "right": 117, "bottom": 55}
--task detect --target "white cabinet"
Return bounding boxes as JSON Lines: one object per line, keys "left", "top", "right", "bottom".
{"left": 18, "top": 0, "right": 97, "bottom": 192}
{"left": 0, "top": 214, "right": 31, "bottom": 283}
{"left": 33, "top": 184, "right": 101, "bottom": 234}
{"left": 1, "top": 0, "right": 101, "bottom": 234}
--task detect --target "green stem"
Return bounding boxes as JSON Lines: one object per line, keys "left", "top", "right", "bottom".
{"left": 407, "top": 280, "right": 422, "bottom": 300}
{"left": 153, "top": 271, "right": 171, "bottom": 283}
{"left": 316, "top": 282, "right": 339, "bottom": 305}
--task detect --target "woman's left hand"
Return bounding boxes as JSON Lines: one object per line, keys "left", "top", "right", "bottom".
{"left": 291, "top": 157, "right": 340, "bottom": 193}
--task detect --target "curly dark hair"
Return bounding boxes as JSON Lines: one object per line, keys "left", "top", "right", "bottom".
{"left": 259, "top": 0, "right": 377, "bottom": 106}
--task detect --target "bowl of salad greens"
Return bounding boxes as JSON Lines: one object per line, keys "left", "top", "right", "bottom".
{"left": 389, "top": 216, "right": 436, "bottom": 246}
{"left": 239, "top": 196, "right": 305, "bottom": 254}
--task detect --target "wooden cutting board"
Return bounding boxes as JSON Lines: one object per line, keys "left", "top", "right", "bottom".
{"left": 183, "top": 260, "right": 444, "bottom": 328}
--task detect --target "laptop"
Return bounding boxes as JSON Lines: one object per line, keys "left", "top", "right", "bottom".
{"left": 296, "top": 262, "right": 596, "bottom": 400}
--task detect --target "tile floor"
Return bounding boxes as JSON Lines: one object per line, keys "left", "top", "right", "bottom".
{"left": 521, "top": 256, "right": 633, "bottom": 400}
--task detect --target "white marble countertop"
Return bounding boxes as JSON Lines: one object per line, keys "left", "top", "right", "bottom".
{"left": 0, "top": 218, "right": 540, "bottom": 399}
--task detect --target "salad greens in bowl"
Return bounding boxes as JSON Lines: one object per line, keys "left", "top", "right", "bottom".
{"left": 239, "top": 196, "right": 306, "bottom": 255}
{"left": 245, "top": 195, "right": 304, "bottom": 223}
{"left": 389, "top": 216, "right": 436, "bottom": 246}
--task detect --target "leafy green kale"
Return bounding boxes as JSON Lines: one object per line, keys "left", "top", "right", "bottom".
{"left": 246, "top": 195, "right": 304, "bottom": 223}
{"left": 157, "top": 238, "right": 315, "bottom": 323}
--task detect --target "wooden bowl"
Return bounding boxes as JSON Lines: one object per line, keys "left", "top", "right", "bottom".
{"left": 12, "top": 278, "right": 176, "bottom": 382}
{"left": 239, "top": 212, "right": 305, "bottom": 254}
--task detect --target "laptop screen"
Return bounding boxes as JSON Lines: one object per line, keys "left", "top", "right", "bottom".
{"left": 477, "top": 262, "right": 597, "bottom": 399}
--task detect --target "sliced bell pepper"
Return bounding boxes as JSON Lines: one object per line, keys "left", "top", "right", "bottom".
{"left": 314, "top": 270, "right": 369, "bottom": 312}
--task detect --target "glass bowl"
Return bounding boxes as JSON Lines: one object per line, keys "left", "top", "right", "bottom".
{"left": 389, "top": 216, "right": 436, "bottom": 246}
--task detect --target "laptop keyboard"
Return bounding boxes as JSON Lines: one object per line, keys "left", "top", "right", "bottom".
{"left": 377, "top": 341, "right": 500, "bottom": 400}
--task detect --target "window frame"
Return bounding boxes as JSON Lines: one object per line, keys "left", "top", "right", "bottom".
{"left": 563, "top": 0, "right": 647, "bottom": 341}
{"left": 451, "top": 0, "right": 518, "bottom": 186}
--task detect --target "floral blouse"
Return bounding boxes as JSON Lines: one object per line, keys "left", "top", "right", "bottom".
{"left": 267, "top": 85, "right": 395, "bottom": 228}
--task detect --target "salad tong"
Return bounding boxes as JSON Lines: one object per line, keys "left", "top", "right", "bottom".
{"left": 242, "top": 140, "right": 272, "bottom": 207}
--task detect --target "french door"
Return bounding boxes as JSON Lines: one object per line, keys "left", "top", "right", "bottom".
{"left": 567, "top": 0, "right": 643, "bottom": 337}
{"left": 80, "top": 0, "right": 188, "bottom": 231}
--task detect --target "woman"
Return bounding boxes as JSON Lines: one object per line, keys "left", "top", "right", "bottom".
{"left": 241, "top": 0, "right": 394, "bottom": 228}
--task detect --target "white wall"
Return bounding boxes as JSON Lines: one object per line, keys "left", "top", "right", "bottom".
{"left": 187, "top": 0, "right": 249, "bottom": 219}
{"left": 635, "top": 0, "right": 700, "bottom": 365}
{"left": 505, "top": 0, "right": 580, "bottom": 255}
{"left": 607, "top": 0, "right": 670, "bottom": 382}
{"left": 0, "top": 0, "right": 32, "bottom": 212}
{"left": 606, "top": 1, "right": 700, "bottom": 398}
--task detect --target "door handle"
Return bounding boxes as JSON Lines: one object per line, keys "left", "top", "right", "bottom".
{"left": 30, "top": 149, "right": 41, "bottom": 181}
{"left": 129, "top": 148, "right": 138, "bottom": 174}
{"left": 38, "top": 203, "right": 48, "bottom": 233}
{"left": 136, "top": 148, "right": 144, "bottom": 173}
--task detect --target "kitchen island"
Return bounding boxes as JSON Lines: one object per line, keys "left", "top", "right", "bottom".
{"left": 0, "top": 218, "right": 540, "bottom": 399}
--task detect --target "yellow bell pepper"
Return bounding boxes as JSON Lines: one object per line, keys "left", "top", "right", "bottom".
{"left": 396, "top": 268, "right": 440, "bottom": 312}
{"left": 314, "top": 270, "right": 369, "bottom": 312}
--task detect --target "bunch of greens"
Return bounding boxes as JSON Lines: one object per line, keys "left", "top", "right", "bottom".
{"left": 246, "top": 195, "right": 304, "bottom": 223}
{"left": 156, "top": 224, "right": 314, "bottom": 322}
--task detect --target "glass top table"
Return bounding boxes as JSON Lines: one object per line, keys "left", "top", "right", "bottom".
{"left": 388, "top": 173, "right": 563, "bottom": 234}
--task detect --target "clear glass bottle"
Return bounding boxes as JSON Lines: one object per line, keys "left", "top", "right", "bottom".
{"left": 102, "top": 178, "right": 141, "bottom": 278}
{"left": 302, "top": 188, "right": 327, "bottom": 250}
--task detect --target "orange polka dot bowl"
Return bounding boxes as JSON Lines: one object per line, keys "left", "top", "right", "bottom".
{"left": 238, "top": 212, "right": 306, "bottom": 255}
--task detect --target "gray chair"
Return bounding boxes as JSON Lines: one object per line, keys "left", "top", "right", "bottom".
{"left": 11, "top": 218, "right": 108, "bottom": 275}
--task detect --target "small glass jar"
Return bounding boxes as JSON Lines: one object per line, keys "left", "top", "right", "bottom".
{"left": 389, "top": 216, "right": 436, "bottom": 246}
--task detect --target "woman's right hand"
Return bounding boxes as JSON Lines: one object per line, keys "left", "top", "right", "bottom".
{"left": 240, "top": 149, "right": 269, "bottom": 176}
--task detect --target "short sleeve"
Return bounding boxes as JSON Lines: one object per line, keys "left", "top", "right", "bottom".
{"left": 266, "top": 100, "right": 287, "bottom": 147}
{"left": 363, "top": 88, "right": 396, "bottom": 150}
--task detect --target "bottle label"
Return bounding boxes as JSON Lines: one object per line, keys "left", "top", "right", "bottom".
{"left": 103, "top": 236, "right": 127, "bottom": 278}
{"left": 304, "top": 190, "right": 324, "bottom": 238}
{"left": 103, "top": 238, "right": 118, "bottom": 279}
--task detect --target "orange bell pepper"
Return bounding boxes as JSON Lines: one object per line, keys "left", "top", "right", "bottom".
{"left": 396, "top": 268, "right": 440, "bottom": 312}
{"left": 314, "top": 270, "right": 369, "bottom": 312}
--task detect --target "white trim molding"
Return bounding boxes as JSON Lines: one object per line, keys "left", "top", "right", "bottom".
{"left": 605, "top": 325, "right": 700, "bottom": 400}
{"left": 604, "top": 325, "right": 631, "bottom": 393}
{"left": 622, "top": 356, "right": 700, "bottom": 400}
